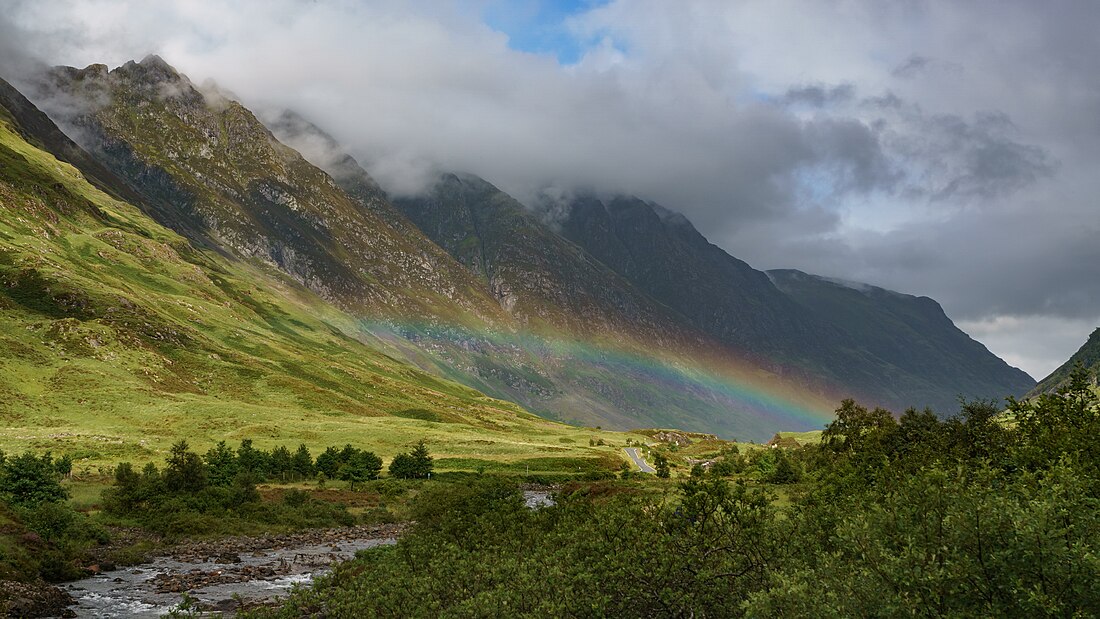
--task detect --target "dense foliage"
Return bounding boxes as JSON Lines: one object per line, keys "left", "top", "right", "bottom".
{"left": 248, "top": 367, "right": 1100, "bottom": 618}
{"left": 0, "top": 451, "right": 108, "bottom": 581}
{"left": 101, "top": 439, "right": 432, "bottom": 536}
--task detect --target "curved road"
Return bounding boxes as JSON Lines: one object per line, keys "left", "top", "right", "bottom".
{"left": 625, "top": 447, "right": 656, "bottom": 473}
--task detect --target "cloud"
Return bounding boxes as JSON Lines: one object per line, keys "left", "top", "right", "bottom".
{"left": 782, "top": 83, "right": 855, "bottom": 108}
{"left": 0, "top": 0, "right": 1097, "bottom": 379}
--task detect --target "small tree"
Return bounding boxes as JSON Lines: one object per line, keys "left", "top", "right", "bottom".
{"left": 292, "top": 444, "right": 314, "bottom": 479}
{"left": 268, "top": 445, "right": 294, "bottom": 481}
{"left": 54, "top": 454, "right": 73, "bottom": 479}
{"left": 654, "top": 453, "right": 671, "bottom": 479}
{"left": 389, "top": 453, "right": 417, "bottom": 479}
{"left": 237, "top": 439, "right": 268, "bottom": 478}
{"left": 410, "top": 441, "right": 434, "bottom": 478}
{"left": 315, "top": 446, "right": 342, "bottom": 479}
{"left": 341, "top": 451, "right": 383, "bottom": 489}
{"left": 768, "top": 452, "right": 800, "bottom": 484}
{"left": 163, "top": 440, "right": 207, "bottom": 493}
{"left": 204, "top": 441, "right": 238, "bottom": 486}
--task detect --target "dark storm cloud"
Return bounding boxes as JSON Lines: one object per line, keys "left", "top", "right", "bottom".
{"left": 890, "top": 110, "right": 1057, "bottom": 202}
{"left": 891, "top": 55, "right": 932, "bottom": 79}
{"left": 781, "top": 83, "right": 855, "bottom": 108}
{"left": 0, "top": 0, "right": 1097, "bottom": 378}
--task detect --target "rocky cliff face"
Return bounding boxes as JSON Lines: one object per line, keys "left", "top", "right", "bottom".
{"left": 32, "top": 56, "right": 506, "bottom": 323}
{"left": 554, "top": 195, "right": 828, "bottom": 362}
{"left": 393, "top": 173, "right": 700, "bottom": 346}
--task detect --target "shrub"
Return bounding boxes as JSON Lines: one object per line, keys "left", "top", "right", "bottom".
{"left": 0, "top": 452, "right": 68, "bottom": 506}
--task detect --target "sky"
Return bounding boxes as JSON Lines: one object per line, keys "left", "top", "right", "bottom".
{"left": 1, "top": 0, "right": 1097, "bottom": 380}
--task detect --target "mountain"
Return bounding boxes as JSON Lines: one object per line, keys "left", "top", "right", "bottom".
{"left": 17, "top": 55, "right": 1035, "bottom": 440}
{"left": 0, "top": 75, "right": 619, "bottom": 468}
{"left": 552, "top": 195, "right": 830, "bottom": 365}
{"left": 31, "top": 57, "right": 506, "bottom": 322}
{"left": 1031, "top": 328, "right": 1100, "bottom": 394}
{"left": 22, "top": 58, "right": 835, "bottom": 440}
{"left": 548, "top": 195, "right": 1035, "bottom": 413}
{"left": 392, "top": 173, "right": 703, "bottom": 344}
{"left": 273, "top": 106, "right": 1035, "bottom": 418}
{"left": 767, "top": 269, "right": 1036, "bottom": 410}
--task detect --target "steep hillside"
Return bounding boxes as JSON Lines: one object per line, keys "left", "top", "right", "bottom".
{"left": 0, "top": 76, "right": 636, "bottom": 467}
{"left": 768, "top": 269, "right": 1035, "bottom": 410}
{"left": 392, "top": 173, "right": 698, "bottom": 343}
{"left": 554, "top": 195, "right": 826, "bottom": 361}
{"left": 1031, "top": 327, "right": 1100, "bottom": 394}
{"left": 31, "top": 56, "right": 506, "bottom": 323}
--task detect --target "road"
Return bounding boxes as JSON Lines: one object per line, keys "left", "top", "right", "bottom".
{"left": 625, "top": 447, "right": 656, "bottom": 473}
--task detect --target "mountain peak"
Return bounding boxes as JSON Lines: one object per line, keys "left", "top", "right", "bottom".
{"left": 115, "top": 54, "right": 183, "bottom": 82}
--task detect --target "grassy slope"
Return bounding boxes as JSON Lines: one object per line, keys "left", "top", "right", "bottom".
{"left": 1030, "top": 327, "right": 1100, "bottom": 395}
{"left": 0, "top": 113, "right": 641, "bottom": 473}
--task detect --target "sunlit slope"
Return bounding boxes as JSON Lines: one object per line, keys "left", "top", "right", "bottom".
{"left": 0, "top": 98, "right": 638, "bottom": 468}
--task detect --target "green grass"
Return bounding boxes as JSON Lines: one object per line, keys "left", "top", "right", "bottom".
{"left": 776, "top": 430, "right": 823, "bottom": 444}
{"left": 0, "top": 116, "right": 645, "bottom": 474}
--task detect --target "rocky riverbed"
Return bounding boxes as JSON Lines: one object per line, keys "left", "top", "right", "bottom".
{"left": 60, "top": 524, "right": 402, "bottom": 617}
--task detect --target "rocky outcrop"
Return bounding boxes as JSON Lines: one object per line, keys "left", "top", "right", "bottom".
{"left": 0, "top": 580, "right": 75, "bottom": 618}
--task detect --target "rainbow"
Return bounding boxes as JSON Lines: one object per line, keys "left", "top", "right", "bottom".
{"left": 350, "top": 319, "right": 842, "bottom": 441}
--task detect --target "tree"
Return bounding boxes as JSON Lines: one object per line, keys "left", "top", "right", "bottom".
{"left": 204, "top": 441, "right": 238, "bottom": 486}
{"left": 292, "top": 444, "right": 314, "bottom": 479}
{"left": 823, "top": 399, "right": 898, "bottom": 455}
{"left": 268, "top": 445, "right": 294, "bottom": 481}
{"left": 0, "top": 452, "right": 68, "bottom": 506}
{"left": 315, "top": 446, "right": 342, "bottom": 479}
{"left": 410, "top": 441, "right": 434, "bottom": 478}
{"left": 1009, "top": 364, "right": 1099, "bottom": 471}
{"left": 338, "top": 444, "right": 358, "bottom": 465}
{"left": 340, "top": 451, "right": 382, "bottom": 489}
{"left": 388, "top": 453, "right": 417, "bottom": 479}
{"left": 163, "top": 440, "right": 207, "bottom": 493}
{"left": 54, "top": 454, "right": 72, "bottom": 479}
{"left": 654, "top": 453, "right": 671, "bottom": 478}
{"left": 767, "top": 451, "right": 800, "bottom": 484}
{"left": 237, "top": 439, "right": 268, "bottom": 477}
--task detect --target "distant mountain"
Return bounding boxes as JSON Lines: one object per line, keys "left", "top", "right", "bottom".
{"left": 392, "top": 173, "right": 698, "bottom": 343}
{"left": 553, "top": 195, "right": 828, "bottom": 364}
{"left": 548, "top": 195, "right": 1035, "bottom": 413}
{"left": 1031, "top": 328, "right": 1100, "bottom": 395}
{"left": 767, "top": 269, "right": 1036, "bottom": 410}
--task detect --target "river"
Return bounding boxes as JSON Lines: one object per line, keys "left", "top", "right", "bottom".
{"left": 61, "top": 526, "right": 399, "bottom": 617}
{"left": 60, "top": 492, "right": 552, "bottom": 617}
